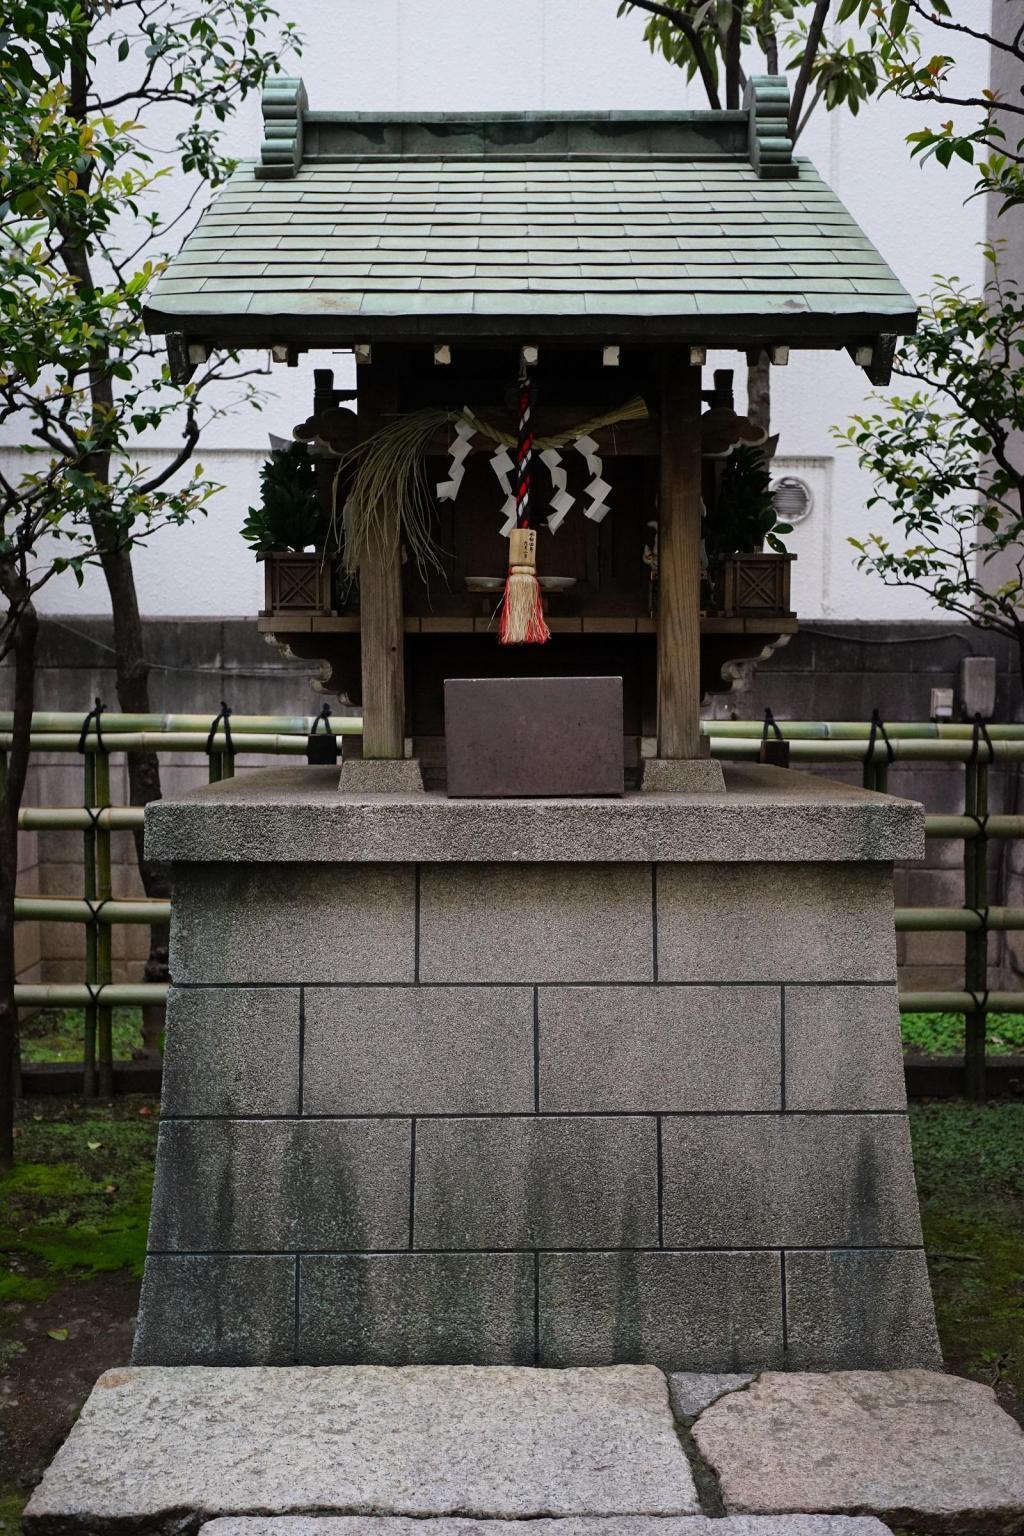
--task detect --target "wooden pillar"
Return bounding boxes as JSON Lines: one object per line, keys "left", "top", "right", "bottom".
{"left": 358, "top": 357, "right": 405, "bottom": 759}
{"left": 656, "top": 351, "right": 704, "bottom": 759}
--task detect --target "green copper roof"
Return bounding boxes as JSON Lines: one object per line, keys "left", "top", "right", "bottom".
{"left": 144, "top": 78, "right": 915, "bottom": 355}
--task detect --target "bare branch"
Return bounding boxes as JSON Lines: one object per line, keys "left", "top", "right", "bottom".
{"left": 788, "top": 0, "right": 830, "bottom": 142}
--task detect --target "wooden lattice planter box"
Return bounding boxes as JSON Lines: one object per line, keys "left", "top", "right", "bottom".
{"left": 719, "top": 551, "right": 795, "bottom": 618}
{"left": 259, "top": 552, "right": 332, "bottom": 617}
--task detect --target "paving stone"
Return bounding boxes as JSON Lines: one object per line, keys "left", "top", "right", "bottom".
{"left": 169, "top": 863, "right": 415, "bottom": 983}
{"left": 784, "top": 985, "right": 906, "bottom": 1111}
{"left": 539, "top": 1251, "right": 784, "bottom": 1371}
{"left": 656, "top": 863, "right": 897, "bottom": 983}
{"left": 148, "top": 1119, "right": 410, "bottom": 1251}
{"left": 133, "top": 1255, "right": 295, "bottom": 1366}
{"left": 669, "top": 1372, "right": 755, "bottom": 1420}
{"left": 692, "top": 1369, "right": 1024, "bottom": 1532}
{"left": 418, "top": 863, "right": 653, "bottom": 983}
{"left": 785, "top": 1250, "right": 942, "bottom": 1370}
{"left": 24, "top": 1364, "right": 699, "bottom": 1531}
{"left": 200, "top": 1519, "right": 895, "bottom": 1535}
{"left": 660, "top": 1114, "right": 923, "bottom": 1248}
{"left": 161, "top": 986, "right": 301, "bottom": 1116}
{"left": 539, "top": 985, "right": 781, "bottom": 1112}
{"left": 302, "top": 986, "right": 533, "bottom": 1115}
{"left": 297, "top": 1254, "right": 535, "bottom": 1365}
{"left": 414, "top": 1116, "right": 658, "bottom": 1249}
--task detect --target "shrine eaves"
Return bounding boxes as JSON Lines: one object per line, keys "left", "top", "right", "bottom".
{"left": 144, "top": 75, "right": 915, "bottom": 381}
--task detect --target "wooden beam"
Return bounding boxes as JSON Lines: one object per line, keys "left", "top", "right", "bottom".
{"left": 357, "top": 356, "right": 405, "bottom": 759}
{"left": 657, "top": 352, "right": 704, "bottom": 760}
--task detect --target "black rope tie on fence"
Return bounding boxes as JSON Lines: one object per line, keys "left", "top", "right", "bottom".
{"left": 86, "top": 897, "right": 111, "bottom": 927}
{"left": 83, "top": 982, "right": 108, "bottom": 1007}
{"left": 758, "top": 707, "right": 790, "bottom": 767}
{"left": 967, "top": 713, "right": 993, "bottom": 841}
{"left": 762, "top": 707, "right": 784, "bottom": 743}
{"left": 307, "top": 702, "right": 339, "bottom": 765}
{"left": 866, "top": 707, "right": 895, "bottom": 767}
{"left": 205, "top": 701, "right": 234, "bottom": 757}
{"left": 969, "top": 711, "right": 995, "bottom": 767}
{"left": 77, "top": 698, "right": 107, "bottom": 755}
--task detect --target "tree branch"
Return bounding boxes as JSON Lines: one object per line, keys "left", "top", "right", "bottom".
{"left": 789, "top": 0, "right": 830, "bottom": 142}
{"left": 725, "top": 1, "right": 743, "bottom": 110}
{"left": 625, "top": 0, "right": 722, "bottom": 109}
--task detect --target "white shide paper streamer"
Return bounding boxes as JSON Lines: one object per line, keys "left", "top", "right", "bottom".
{"left": 436, "top": 418, "right": 475, "bottom": 502}
{"left": 488, "top": 446, "right": 517, "bottom": 537}
{"left": 573, "top": 434, "right": 612, "bottom": 523}
{"left": 539, "top": 447, "right": 574, "bottom": 534}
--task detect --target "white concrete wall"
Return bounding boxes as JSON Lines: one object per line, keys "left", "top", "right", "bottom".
{"left": 18, "top": 0, "right": 991, "bottom": 620}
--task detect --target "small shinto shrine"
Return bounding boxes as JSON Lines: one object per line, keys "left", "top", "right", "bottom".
{"left": 132, "top": 77, "right": 942, "bottom": 1372}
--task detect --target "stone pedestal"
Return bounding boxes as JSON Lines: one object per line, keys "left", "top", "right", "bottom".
{"left": 135, "top": 764, "right": 940, "bottom": 1372}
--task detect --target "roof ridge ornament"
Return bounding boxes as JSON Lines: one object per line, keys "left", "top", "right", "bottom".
{"left": 745, "top": 75, "right": 797, "bottom": 179}
{"left": 258, "top": 76, "right": 307, "bottom": 180}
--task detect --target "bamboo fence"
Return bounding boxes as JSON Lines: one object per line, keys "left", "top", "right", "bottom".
{"left": 4, "top": 708, "right": 1023, "bottom": 1100}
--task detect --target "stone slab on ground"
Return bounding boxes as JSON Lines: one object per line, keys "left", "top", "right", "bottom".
{"left": 23, "top": 1364, "right": 698, "bottom": 1535}
{"left": 200, "top": 1520, "right": 894, "bottom": 1535}
{"left": 669, "top": 1371, "right": 754, "bottom": 1420}
{"left": 692, "top": 1370, "right": 1024, "bottom": 1534}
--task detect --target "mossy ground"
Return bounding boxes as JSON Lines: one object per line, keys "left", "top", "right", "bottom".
{"left": 910, "top": 1103, "right": 1024, "bottom": 1422}
{"left": 902, "top": 1011, "right": 1024, "bottom": 1057}
{"left": 0, "top": 1097, "right": 158, "bottom": 1530}
{"left": 17, "top": 1007, "right": 146, "bottom": 1065}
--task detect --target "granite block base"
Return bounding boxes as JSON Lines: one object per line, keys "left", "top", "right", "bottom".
{"left": 135, "top": 766, "right": 939, "bottom": 1371}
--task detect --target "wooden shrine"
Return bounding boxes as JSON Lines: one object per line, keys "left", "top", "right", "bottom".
{"left": 146, "top": 75, "right": 915, "bottom": 789}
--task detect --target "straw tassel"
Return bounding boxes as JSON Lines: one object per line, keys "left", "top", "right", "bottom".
{"left": 499, "top": 526, "right": 550, "bottom": 645}
{"left": 499, "top": 366, "right": 549, "bottom": 646}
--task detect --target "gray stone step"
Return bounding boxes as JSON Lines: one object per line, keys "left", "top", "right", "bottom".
{"left": 692, "top": 1369, "right": 1024, "bottom": 1533}
{"left": 23, "top": 1364, "right": 698, "bottom": 1534}
{"left": 200, "top": 1521, "right": 894, "bottom": 1535}
{"left": 25, "top": 1365, "right": 1024, "bottom": 1536}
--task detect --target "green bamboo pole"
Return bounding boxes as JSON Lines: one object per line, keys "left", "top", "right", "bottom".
{"left": 11, "top": 728, "right": 1024, "bottom": 760}
{"left": 0, "top": 731, "right": 319, "bottom": 754}
{"left": 94, "top": 747, "right": 114, "bottom": 1098}
{"left": 14, "top": 983, "right": 168, "bottom": 1007}
{"left": 925, "top": 815, "right": 1024, "bottom": 840}
{"left": 27, "top": 896, "right": 1024, "bottom": 932}
{"left": 894, "top": 906, "right": 1024, "bottom": 930}
{"left": 964, "top": 759, "right": 990, "bottom": 1102}
{"left": 701, "top": 720, "right": 1024, "bottom": 740}
{"left": 18, "top": 807, "right": 144, "bottom": 831}
{"left": 8, "top": 710, "right": 1024, "bottom": 743}
{"left": 15, "top": 898, "right": 170, "bottom": 923}
{"left": 0, "top": 711, "right": 329, "bottom": 734}
{"left": 82, "top": 749, "right": 97, "bottom": 1098}
{"left": 899, "top": 991, "right": 1022, "bottom": 1013}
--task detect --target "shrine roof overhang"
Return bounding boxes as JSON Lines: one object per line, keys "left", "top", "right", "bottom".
{"left": 144, "top": 78, "right": 916, "bottom": 365}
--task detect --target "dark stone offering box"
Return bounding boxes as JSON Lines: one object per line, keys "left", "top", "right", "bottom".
{"left": 444, "top": 676, "right": 624, "bottom": 798}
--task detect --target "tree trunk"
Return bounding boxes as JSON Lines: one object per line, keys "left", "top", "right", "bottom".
{"left": 0, "top": 589, "right": 39, "bottom": 1169}
{"left": 747, "top": 352, "right": 772, "bottom": 439}
{"left": 95, "top": 542, "right": 169, "bottom": 1059}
